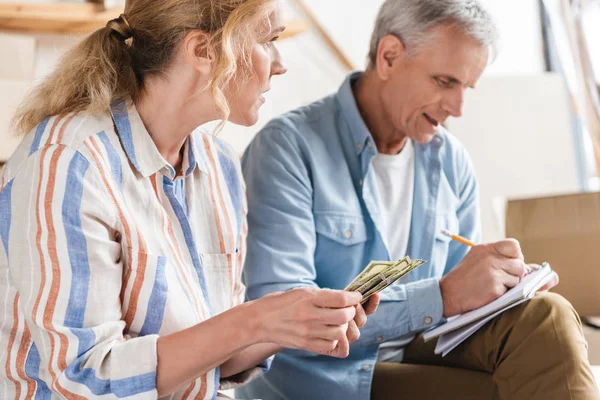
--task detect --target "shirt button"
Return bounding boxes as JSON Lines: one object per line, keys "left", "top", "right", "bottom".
{"left": 376, "top": 336, "right": 383, "bottom": 343}
{"left": 356, "top": 143, "right": 363, "bottom": 150}
{"left": 424, "top": 316, "right": 433, "bottom": 325}
{"left": 361, "top": 364, "right": 372, "bottom": 371}
{"left": 359, "top": 179, "right": 363, "bottom": 186}
{"left": 367, "top": 141, "right": 373, "bottom": 148}
{"left": 344, "top": 230, "right": 353, "bottom": 239}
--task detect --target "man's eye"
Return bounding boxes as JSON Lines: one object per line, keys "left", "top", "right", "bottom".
{"left": 436, "top": 78, "right": 452, "bottom": 87}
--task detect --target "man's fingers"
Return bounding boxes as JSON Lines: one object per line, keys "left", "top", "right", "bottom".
{"left": 500, "top": 270, "right": 521, "bottom": 289}
{"left": 539, "top": 272, "right": 559, "bottom": 292}
{"left": 491, "top": 238, "right": 524, "bottom": 260}
{"left": 498, "top": 258, "right": 528, "bottom": 278}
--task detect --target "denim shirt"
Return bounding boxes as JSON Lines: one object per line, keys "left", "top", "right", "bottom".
{"left": 237, "top": 72, "right": 481, "bottom": 400}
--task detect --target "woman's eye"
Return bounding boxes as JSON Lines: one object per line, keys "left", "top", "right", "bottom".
{"left": 265, "top": 36, "right": 279, "bottom": 47}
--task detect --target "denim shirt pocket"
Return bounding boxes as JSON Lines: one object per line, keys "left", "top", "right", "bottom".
{"left": 313, "top": 213, "right": 370, "bottom": 287}
{"left": 314, "top": 213, "right": 369, "bottom": 246}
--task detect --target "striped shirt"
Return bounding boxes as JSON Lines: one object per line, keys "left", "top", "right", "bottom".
{"left": 0, "top": 102, "right": 262, "bottom": 399}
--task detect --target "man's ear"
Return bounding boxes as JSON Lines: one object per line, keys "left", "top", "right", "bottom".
{"left": 376, "top": 34, "right": 407, "bottom": 81}
{"left": 183, "top": 30, "right": 214, "bottom": 75}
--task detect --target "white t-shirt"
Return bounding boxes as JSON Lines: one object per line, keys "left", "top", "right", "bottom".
{"left": 371, "top": 139, "right": 417, "bottom": 362}
{"left": 371, "top": 139, "right": 415, "bottom": 261}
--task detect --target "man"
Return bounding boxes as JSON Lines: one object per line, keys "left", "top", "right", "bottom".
{"left": 236, "top": 0, "right": 600, "bottom": 399}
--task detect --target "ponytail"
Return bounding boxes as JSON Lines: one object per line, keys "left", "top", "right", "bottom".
{"left": 12, "top": 15, "right": 139, "bottom": 135}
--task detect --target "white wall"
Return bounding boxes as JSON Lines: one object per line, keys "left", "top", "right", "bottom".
{"left": 14, "top": 0, "right": 548, "bottom": 154}
{"left": 4, "top": 0, "right": 580, "bottom": 244}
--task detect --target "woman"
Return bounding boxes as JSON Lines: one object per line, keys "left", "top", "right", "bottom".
{"left": 0, "top": 0, "right": 379, "bottom": 398}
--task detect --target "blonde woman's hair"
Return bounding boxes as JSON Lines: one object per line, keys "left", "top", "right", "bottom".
{"left": 12, "top": 0, "right": 276, "bottom": 135}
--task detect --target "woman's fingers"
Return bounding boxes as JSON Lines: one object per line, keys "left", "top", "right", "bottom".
{"left": 346, "top": 320, "right": 361, "bottom": 343}
{"left": 312, "top": 289, "right": 362, "bottom": 308}
{"left": 363, "top": 293, "right": 381, "bottom": 316}
{"left": 312, "top": 304, "right": 356, "bottom": 325}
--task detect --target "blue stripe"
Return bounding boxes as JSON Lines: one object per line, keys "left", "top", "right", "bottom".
{"left": 65, "top": 359, "right": 156, "bottom": 398}
{"left": 24, "top": 343, "right": 52, "bottom": 400}
{"left": 110, "top": 101, "right": 142, "bottom": 174}
{"left": 29, "top": 117, "right": 50, "bottom": 156}
{"left": 213, "top": 366, "right": 220, "bottom": 400}
{"left": 163, "top": 176, "right": 213, "bottom": 314}
{"left": 216, "top": 147, "right": 243, "bottom": 245}
{"left": 61, "top": 153, "right": 156, "bottom": 397}
{"left": 174, "top": 180, "right": 189, "bottom": 217}
{"left": 139, "top": 256, "right": 168, "bottom": 336}
{"left": 186, "top": 138, "right": 197, "bottom": 176}
{"left": 62, "top": 153, "right": 92, "bottom": 335}
{"left": 0, "top": 180, "right": 13, "bottom": 258}
{"left": 98, "top": 131, "right": 124, "bottom": 193}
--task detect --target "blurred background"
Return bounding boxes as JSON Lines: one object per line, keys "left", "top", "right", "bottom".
{"left": 1, "top": 0, "right": 600, "bottom": 367}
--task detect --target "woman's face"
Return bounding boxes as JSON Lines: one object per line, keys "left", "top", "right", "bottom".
{"left": 224, "top": 6, "right": 287, "bottom": 126}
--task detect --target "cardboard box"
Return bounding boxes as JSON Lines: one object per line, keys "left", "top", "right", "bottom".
{"left": 506, "top": 192, "right": 600, "bottom": 317}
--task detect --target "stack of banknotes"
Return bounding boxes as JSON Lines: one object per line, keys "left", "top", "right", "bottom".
{"left": 345, "top": 257, "right": 426, "bottom": 304}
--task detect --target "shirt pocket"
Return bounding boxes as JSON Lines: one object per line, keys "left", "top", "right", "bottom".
{"left": 432, "top": 213, "right": 460, "bottom": 277}
{"left": 314, "top": 213, "right": 369, "bottom": 245}
{"left": 200, "top": 252, "right": 240, "bottom": 316}
{"left": 314, "top": 213, "right": 370, "bottom": 285}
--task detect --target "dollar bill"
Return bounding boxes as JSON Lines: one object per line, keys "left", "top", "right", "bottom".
{"left": 345, "top": 256, "right": 427, "bottom": 302}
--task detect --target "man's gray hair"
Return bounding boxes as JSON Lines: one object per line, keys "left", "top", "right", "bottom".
{"left": 368, "top": 0, "right": 498, "bottom": 65}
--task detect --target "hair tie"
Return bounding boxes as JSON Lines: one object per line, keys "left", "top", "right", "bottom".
{"left": 106, "top": 14, "right": 134, "bottom": 44}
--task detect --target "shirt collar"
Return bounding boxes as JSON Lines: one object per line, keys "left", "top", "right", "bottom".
{"left": 110, "top": 101, "right": 208, "bottom": 178}
{"left": 336, "top": 71, "right": 374, "bottom": 155}
{"left": 335, "top": 71, "right": 445, "bottom": 155}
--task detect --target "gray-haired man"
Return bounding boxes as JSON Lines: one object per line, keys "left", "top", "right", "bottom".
{"left": 237, "top": 1, "right": 599, "bottom": 399}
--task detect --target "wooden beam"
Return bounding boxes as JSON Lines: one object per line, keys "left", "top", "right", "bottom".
{"left": 0, "top": 3, "right": 120, "bottom": 34}
{"left": 291, "top": 0, "right": 355, "bottom": 71}
{"left": 0, "top": 2, "right": 307, "bottom": 39}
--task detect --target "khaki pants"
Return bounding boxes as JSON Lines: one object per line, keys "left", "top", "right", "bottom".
{"left": 372, "top": 292, "right": 600, "bottom": 400}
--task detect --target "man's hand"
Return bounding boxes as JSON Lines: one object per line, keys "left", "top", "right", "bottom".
{"left": 528, "top": 264, "right": 560, "bottom": 292}
{"left": 439, "top": 239, "right": 529, "bottom": 318}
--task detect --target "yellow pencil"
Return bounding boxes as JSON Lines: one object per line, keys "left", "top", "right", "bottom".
{"left": 441, "top": 229, "right": 477, "bottom": 247}
{"left": 441, "top": 229, "right": 539, "bottom": 274}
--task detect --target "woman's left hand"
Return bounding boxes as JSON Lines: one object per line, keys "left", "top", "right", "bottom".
{"left": 346, "top": 293, "right": 381, "bottom": 343}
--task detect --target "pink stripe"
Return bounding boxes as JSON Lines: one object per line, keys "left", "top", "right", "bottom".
{"left": 4, "top": 293, "right": 22, "bottom": 399}
{"left": 15, "top": 325, "right": 36, "bottom": 399}
{"left": 34, "top": 144, "right": 85, "bottom": 399}
{"left": 87, "top": 137, "right": 149, "bottom": 330}
{"left": 202, "top": 137, "right": 236, "bottom": 307}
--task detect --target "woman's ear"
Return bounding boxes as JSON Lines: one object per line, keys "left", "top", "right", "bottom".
{"left": 183, "top": 30, "right": 214, "bottom": 74}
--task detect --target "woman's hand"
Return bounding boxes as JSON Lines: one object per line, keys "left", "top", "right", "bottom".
{"left": 251, "top": 288, "right": 362, "bottom": 358}
{"left": 346, "top": 293, "right": 381, "bottom": 343}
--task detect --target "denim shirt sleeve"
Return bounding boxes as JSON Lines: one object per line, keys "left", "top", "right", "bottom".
{"left": 443, "top": 146, "right": 482, "bottom": 275}
{"left": 242, "top": 124, "right": 320, "bottom": 301}
{"left": 242, "top": 123, "right": 447, "bottom": 351}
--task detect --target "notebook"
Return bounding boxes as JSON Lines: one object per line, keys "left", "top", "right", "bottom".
{"left": 423, "top": 263, "right": 556, "bottom": 356}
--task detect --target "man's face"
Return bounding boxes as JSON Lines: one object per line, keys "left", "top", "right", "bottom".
{"left": 379, "top": 24, "right": 489, "bottom": 144}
